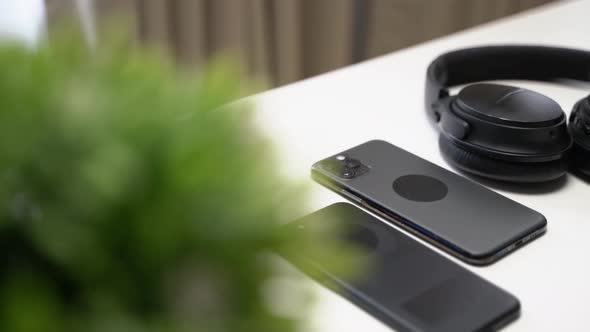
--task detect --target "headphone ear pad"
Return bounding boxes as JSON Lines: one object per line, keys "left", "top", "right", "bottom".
{"left": 438, "top": 135, "right": 567, "bottom": 183}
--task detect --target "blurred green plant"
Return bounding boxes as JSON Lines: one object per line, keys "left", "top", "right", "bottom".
{"left": 0, "top": 31, "right": 355, "bottom": 332}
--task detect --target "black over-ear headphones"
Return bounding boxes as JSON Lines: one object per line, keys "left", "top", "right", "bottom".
{"left": 425, "top": 45, "right": 590, "bottom": 183}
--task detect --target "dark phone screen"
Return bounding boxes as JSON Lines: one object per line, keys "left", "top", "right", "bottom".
{"left": 284, "top": 203, "right": 519, "bottom": 332}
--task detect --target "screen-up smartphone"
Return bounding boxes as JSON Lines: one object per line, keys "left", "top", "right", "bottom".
{"left": 311, "top": 140, "right": 546, "bottom": 265}
{"left": 284, "top": 203, "right": 520, "bottom": 332}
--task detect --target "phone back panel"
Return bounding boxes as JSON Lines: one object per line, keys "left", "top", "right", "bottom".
{"left": 286, "top": 203, "right": 520, "bottom": 332}
{"left": 312, "top": 140, "right": 546, "bottom": 259}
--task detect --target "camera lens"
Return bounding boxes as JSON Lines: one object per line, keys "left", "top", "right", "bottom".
{"left": 341, "top": 168, "right": 356, "bottom": 178}
{"left": 344, "top": 158, "right": 361, "bottom": 169}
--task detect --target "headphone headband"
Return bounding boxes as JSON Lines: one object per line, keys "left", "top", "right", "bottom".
{"left": 425, "top": 45, "right": 590, "bottom": 121}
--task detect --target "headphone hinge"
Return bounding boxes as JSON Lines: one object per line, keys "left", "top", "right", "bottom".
{"left": 437, "top": 97, "right": 470, "bottom": 140}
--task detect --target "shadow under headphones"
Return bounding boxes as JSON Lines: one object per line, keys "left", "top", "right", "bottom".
{"left": 425, "top": 45, "right": 590, "bottom": 183}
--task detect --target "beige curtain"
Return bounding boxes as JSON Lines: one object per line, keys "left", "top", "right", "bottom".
{"left": 47, "top": 0, "right": 555, "bottom": 87}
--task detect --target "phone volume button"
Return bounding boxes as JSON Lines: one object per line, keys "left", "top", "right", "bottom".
{"left": 340, "top": 189, "right": 362, "bottom": 203}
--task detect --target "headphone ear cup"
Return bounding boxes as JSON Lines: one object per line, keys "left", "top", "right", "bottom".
{"left": 438, "top": 135, "right": 567, "bottom": 183}
{"left": 568, "top": 95, "right": 590, "bottom": 177}
{"left": 569, "top": 142, "right": 590, "bottom": 178}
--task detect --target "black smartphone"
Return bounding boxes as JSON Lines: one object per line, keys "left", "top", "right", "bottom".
{"left": 311, "top": 140, "right": 546, "bottom": 265}
{"left": 284, "top": 203, "right": 520, "bottom": 332}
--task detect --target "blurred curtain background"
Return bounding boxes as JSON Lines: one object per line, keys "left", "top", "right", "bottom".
{"left": 46, "top": 0, "right": 555, "bottom": 87}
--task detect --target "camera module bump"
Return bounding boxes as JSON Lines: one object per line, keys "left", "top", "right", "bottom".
{"left": 320, "top": 155, "right": 368, "bottom": 179}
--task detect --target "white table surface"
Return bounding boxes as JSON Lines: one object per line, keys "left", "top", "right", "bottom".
{"left": 0, "top": 0, "right": 45, "bottom": 46}
{"left": 250, "top": 1, "right": 590, "bottom": 331}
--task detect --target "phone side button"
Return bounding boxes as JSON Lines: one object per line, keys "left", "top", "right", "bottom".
{"left": 340, "top": 189, "right": 362, "bottom": 204}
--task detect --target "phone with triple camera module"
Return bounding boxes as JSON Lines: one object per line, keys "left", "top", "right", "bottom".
{"left": 311, "top": 140, "right": 546, "bottom": 265}
{"left": 284, "top": 203, "right": 520, "bottom": 332}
